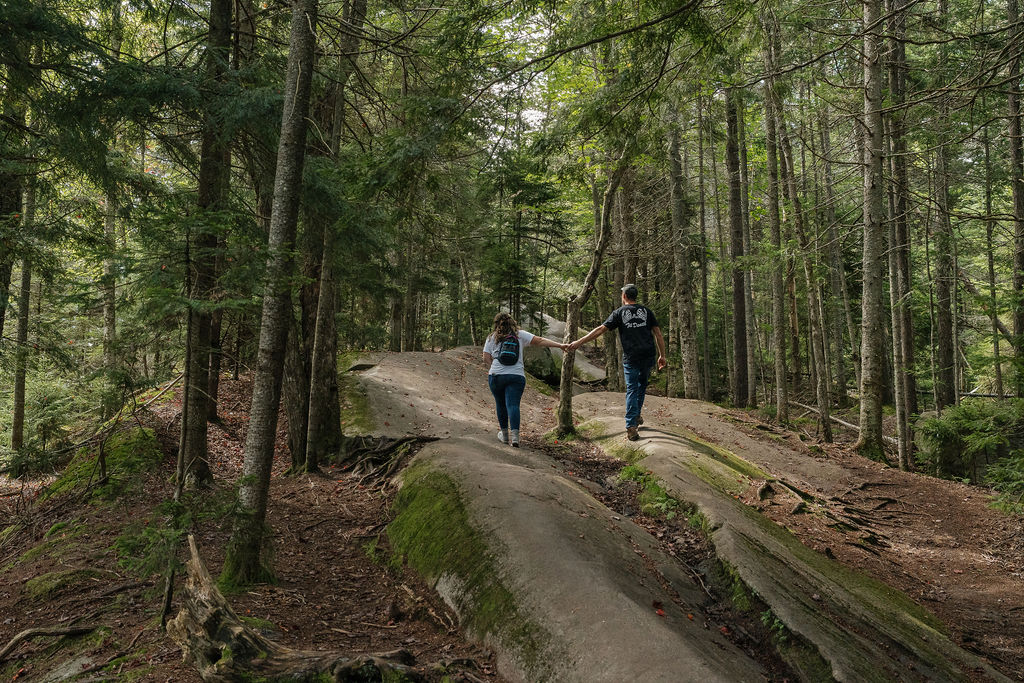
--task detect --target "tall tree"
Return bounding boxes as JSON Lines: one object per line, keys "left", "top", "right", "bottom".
{"left": 856, "top": 0, "right": 886, "bottom": 458}
{"left": 668, "top": 123, "right": 701, "bottom": 398}
{"left": 179, "top": 0, "right": 234, "bottom": 485}
{"left": 1010, "top": 0, "right": 1024, "bottom": 396}
{"left": 762, "top": 12, "right": 788, "bottom": 423}
{"left": 725, "top": 86, "right": 747, "bottom": 408}
{"left": 222, "top": 0, "right": 319, "bottom": 585}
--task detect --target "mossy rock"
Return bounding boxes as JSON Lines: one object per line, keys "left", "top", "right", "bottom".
{"left": 338, "top": 352, "right": 376, "bottom": 435}
{"left": 44, "top": 428, "right": 164, "bottom": 502}
{"left": 26, "top": 568, "right": 108, "bottom": 600}
{"left": 388, "top": 462, "right": 550, "bottom": 668}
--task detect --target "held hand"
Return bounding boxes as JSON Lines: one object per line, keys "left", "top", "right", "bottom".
{"left": 559, "top": 342, "right": 569, "bottom": 351}
{"left": 568, "top": 340, "right": 580, "bottom": 352}
{"left": 657, "top": 355, "right": 668, "bottom": 370}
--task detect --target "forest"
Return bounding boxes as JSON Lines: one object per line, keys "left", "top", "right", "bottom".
{"left": 2, "top": 0, "right": 1024, "bottom": 680}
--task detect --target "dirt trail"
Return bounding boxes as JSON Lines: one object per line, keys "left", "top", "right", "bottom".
{"left": 575, "top": 394, "right": 1024, "bottom": 680}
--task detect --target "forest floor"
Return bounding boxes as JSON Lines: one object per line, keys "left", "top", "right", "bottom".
{"left": 0, "top": 376, "right": 503, "bottom": 682}
{"left": 2, "top": 349, "right": 1023, "bottom": 681}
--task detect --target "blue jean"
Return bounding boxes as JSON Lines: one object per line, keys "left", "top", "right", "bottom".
{"left": 623, "top": 358, "right": 654, "bottom": 428}
{"left": 488, "top": 374, "right": 526, "bottom": 431}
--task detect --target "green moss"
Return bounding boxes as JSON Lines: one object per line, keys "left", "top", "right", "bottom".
{"left": 388, "top": 462, "right": 554, "bottom": 676}
{"left": 44, "top": 428, "right": 163, "bottom": 502}
{"left": 26, "top": 568, "right": 107, "bottom": 600}
{"left": 17, "top": 523, "right": 85, "bottom": 566}
{"left": 619, "top": 465, "right": 680, "bottom": 519}
{"left": 338, "top": 352, "right": 376, "bottom": 435}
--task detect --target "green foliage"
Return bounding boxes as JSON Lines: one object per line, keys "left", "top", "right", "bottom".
{"left": 619, "top": 464, "right": 680, "bottom": 519}
{"left": 918, "top": 399, "right": 1024, "bottom": 482}
{"left": 114, "top": 488, "right": 235, "bottom": 583}
{"left": 987, "top": 453, "right": 1024, "bottom": 514}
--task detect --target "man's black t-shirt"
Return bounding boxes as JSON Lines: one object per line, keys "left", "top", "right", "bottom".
{"left": 603, "top": 304, "right": 659, "bottom": 364}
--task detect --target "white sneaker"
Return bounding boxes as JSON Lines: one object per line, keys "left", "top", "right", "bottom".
{"left": 510, "top": 429, "right": 520, "bottom": 448}
{"left": 497, "top": 429, "right": 508, "bottom": 444}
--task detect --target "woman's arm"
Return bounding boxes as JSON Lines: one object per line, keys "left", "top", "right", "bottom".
{"left": 529, "top": 336, "right": 568, "bottom": 350}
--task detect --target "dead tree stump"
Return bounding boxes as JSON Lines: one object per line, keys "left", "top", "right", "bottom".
{"left": 166, "top": 535, "right": 419, "bottom": 682}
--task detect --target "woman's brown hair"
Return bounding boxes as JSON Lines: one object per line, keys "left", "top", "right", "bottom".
{"left": 491, "top": 312, "right": 518, "bottom": 341}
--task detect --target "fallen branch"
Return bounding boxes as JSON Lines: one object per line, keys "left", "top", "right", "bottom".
{"left": 0, "top": 625, "right": 96, "bottom": 661}
{"left": 789, "top": 401, "right": 898, "bottom": 446}
{"left": 166, "top": 535, "right": 421, "bottom": 682}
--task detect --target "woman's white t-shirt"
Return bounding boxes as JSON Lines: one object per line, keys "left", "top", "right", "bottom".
{"left": 483, "top": 329, "right": 535, "bottom": 375}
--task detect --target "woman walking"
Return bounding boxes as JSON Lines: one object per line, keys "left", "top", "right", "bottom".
{"left": 483, "top": 312, "right": 566, "bottom": 447}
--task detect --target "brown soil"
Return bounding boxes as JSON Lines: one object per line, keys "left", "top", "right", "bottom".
{"left": 0, "top": 376, "right": 502, "bottom": 682}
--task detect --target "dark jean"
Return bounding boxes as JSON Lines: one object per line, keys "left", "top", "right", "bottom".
{"left": 623, "top": 357, "right": 654, "bottom": 428}
{"left": 488, "top": 373, "right": 527, "bottom": 431}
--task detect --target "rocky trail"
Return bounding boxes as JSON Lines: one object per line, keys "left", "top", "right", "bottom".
{"left": 354, "top": 349, "right": 1023, "bottom": 682}
{"left": 2, "top": 347, "right": 1022, "bottom": 682}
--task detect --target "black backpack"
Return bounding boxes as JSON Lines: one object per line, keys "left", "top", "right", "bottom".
{"left": 496, "top": 333, "right": 521, "bottom": 366}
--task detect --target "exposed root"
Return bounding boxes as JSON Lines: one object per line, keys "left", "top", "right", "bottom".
{"left": 339, "top": 436, "right": 434, "bottom": 485}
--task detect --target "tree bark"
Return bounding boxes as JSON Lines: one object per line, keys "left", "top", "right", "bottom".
{"left": 738, "top": 97, "right": 757, "bottom": 407}
{"left": 697, "top": 92, "right": 711, "bottom": 400}
{"left": 726, "top": 88, "right": 747, "bottom": 408}
{"left": 857, "top": 0, "right": 886, "bottom": 459}
{"left": 668, "top": 125, "right": 701, "bottom": 398}
{"left": 933, "top": 150, "right": 956, "bottom": 411}
{"left": 10, "top": 185, "right": 34, "bottom": 451}
{"left": 762, "top": 15, "right": 789, "bottom": 422}
{"left": 223, "top": 0, "right": 319, "bottom": 585}
{"left": 180, "top": 0, "right": 233, "bottom": 485}
{"left": 1009, "top": 0, "right": 1024, "bottom": 396}
{"left": 984, "top": 122, "right": 1005, "bottom": 399}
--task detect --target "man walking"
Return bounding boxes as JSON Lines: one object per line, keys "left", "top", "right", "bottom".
{"left": 570, "top": 284, "right": 667, "bottom": 441}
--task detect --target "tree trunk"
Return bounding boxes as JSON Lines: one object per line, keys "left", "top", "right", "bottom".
{"left": 726, "top": 88, "right": 747, "bottom": 408}
{"left": 180, "top": 0, "right": 233, "bottom": 485}
{"left": 557, "top": 152, "right": 631, "bottom": 436}
{"left": 10, "top": 185, "right": 34, "bottom": 451}
{"left": 888, "top": 0, "right": 917, "bottom": 419}
{"left": 668, "top": 126, "right": 701, "bottom": 398}
{"left": 984, "top": 122, "right": 1005, "bottom": 399}
{"left": 1009, "top": 0, "right": 1024, "bottom": 396}
{"left": 933, "top": 152, "right": 956, "bottom": 411}
{"left": 762, "top": 16, "right": 789, "bottom": 422}
{"left": 101, "top": 0, "right": 123, "bottom": 414}
{"left": 223, "top": 0, "right": 319, "bottom": 585}
{"left": 779, "top": 118, "right": 832, "bottom": 442}
{"left": 697, "top": 92, "right": 711, "bottom": 400}
{"left": 738, "top": 98, "right": 757, "bottom": 407}
{"left": 857, "top": 0, "right": 886, "bottom": 459}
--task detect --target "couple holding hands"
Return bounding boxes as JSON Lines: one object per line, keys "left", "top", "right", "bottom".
{"left": 482, "top": 284, "right": 667, "bottom": 447}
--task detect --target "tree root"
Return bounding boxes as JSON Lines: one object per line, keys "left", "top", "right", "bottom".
{"left": 166, "top": 535, "right": 421, "bottom": 682}
{"left": 0, "top": 625, "right": 96, "bottom": 661}
{"left": 339, "top": 436, "right": 433, "bottom": 485}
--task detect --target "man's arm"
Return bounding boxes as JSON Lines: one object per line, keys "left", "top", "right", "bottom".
{"left": 652, "top": 326, "right": 668, "bottom": 370}
{"left": 570, "top": 325, "right": 608, "bottom": 350}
